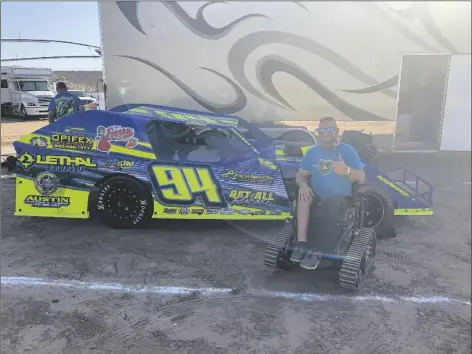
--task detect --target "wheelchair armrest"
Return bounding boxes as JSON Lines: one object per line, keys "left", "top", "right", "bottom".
{"left": 351, "top": 182, "right": 368, "bottom": 199}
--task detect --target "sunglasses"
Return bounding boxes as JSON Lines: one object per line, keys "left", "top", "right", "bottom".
{"left": 317, "top": 127, "right": 336, "bottom": 134}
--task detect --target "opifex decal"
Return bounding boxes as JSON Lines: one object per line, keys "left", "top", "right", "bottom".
{"left": 220, "top": 170, "right": 274, "bottom": 184}
{"left": 17, "top": 152, "right": 97, "bottom": 171}
{"left": 51, "top": 134, "right": 94, "bottom": 150}
{"left": 96, "top": 125, "right": 138, "bottom": 153}
{"left": 34, "top": 171, "right": 59, "bottom": 195}
{"left": 24, "top": 195, "right": 70, "bottom": 208}
{"left": 228, "top": 190, "right": 275, "bottom": 206}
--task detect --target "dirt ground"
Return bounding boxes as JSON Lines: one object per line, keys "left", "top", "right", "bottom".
{"left": 1, "top": 139, "right": 471, "bottom": 354}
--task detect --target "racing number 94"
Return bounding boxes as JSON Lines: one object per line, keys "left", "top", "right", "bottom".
{"left": 148, "top": 163, "right": 226, "bottom": 208}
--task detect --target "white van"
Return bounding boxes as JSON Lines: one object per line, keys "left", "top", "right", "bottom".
{"left": 1, "top": 66, "right": 55, "bottom": 120}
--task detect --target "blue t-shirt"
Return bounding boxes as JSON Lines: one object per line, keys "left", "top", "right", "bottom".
{"left": 300, "top": 142, "right": 365, "bottom": 200}
{"left": 48, "top": 91, "right": 82, "bottom": 119}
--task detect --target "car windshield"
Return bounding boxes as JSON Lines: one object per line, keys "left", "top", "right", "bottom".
{"left": 18, "top": 80, "right": 49, "bottom": 91}
{"left": 69, "top": 90, "right": 87, "bottom": 97}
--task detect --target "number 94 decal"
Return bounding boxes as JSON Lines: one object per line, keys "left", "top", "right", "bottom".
{"left": 148, "top": 163, "right": 226, "bottom": 208}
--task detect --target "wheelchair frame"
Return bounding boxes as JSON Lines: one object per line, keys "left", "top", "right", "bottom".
{"left": 264, "top": 183, "right": 377, "bottom": 290}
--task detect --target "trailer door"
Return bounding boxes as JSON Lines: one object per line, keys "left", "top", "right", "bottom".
{"left": 440, "top": 55, "right": 471, "bottom": 152}
{"left": 393, "top": 54, "right": 451, "bottom": 151}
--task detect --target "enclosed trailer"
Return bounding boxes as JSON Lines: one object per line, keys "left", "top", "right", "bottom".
{"left": 99, "top": 1, "right": 471, "bottom": 151}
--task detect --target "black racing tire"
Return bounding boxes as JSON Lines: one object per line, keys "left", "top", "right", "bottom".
{"left": 363, "top": 184, "right": 394, "bottom": 237}
{"left": 94, "top": 176, "right": 154, "bottom": 229}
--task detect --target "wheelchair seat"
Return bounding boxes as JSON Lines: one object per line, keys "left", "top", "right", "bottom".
{"left": 305, "top": 183, "right": 364, "bottom": 255}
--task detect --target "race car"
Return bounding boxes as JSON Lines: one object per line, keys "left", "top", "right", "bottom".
{"left": 12, "top": 104, "right": 434, "bottom": 233}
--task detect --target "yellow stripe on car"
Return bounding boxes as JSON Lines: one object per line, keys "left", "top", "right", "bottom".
{"left": 394, "top": 208, "right": 434, "bottom": 216}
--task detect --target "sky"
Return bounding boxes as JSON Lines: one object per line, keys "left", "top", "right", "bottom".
{"left": 1, "top": 1, "right": 102, "bottom": 71}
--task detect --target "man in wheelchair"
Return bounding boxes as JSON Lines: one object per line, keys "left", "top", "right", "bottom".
{"left": 292, "top": 117, "right": 366, "bottom": 270}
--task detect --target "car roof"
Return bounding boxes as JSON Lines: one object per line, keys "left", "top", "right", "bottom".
{"left": 121, "top": 105, "right": 240, "bottom": 129}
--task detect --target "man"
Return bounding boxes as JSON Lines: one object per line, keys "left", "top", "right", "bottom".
{"left": 291, "top": 116, "right": 366, "bottom": 270}
{"left": 48, "top": 82, "right": 83, "bottom": 123}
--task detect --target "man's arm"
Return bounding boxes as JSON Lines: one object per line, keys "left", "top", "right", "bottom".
{"left": 48, "top": 99, "right": 56, "bottom": 124}
{"left": 296, "top": 168, "right": 311, "bottom": 188}
{"left": 333, "top": 145, "right": 366, "bottom": 184}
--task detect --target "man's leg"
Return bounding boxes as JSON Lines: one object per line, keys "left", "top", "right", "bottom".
{"left": 290, "top": 191, "right": 312, "bottom": 262}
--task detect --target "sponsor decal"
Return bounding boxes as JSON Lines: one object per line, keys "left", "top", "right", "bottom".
{"left": 51, "top": 134, "right": 94, "bottom": 150}
{"left": 269, "top": 209, "right": 282, "bottom": 216}
{"left": 191, "top": 208, "right": 205, "bottom": 215}
{"left": 250, "top": 210, "right": 267, "bottom": 216}
{"left": 17, "top": 152, "right": 96, "bottom": 171}
{"left": 228, "top": 190, "right": 275, "bottom": 206}
{"left": 237, "top": 209, "right": 251, "bottom": 215}
{"left": 220, "top": 208, "right": 235, "bottom": 215}
{"left": 34, "top": 171, "right": 59, "bottom": 195}
{"left": 63, "top": 127, "right": 85, "bottom": 134}
{"left": 24, "top": 195, "right": 70, "bottom": 208}
{"left": 206, "top": 208, "right": 219, "bottom": 215}
{"left": 30, "top": 137, "right": 48, "bottom": 148}
{"left": 104, "top": 159, "right": 134, "bottom": 170}
{"left": 376, "top": 175, "right": 410, "bottom": 197}
{"left": 96, "top": 125, "right": 138, "bottom": 153}
{"left": 220, "top": 170, "right": 274, "bottom": 184}
{"left": 164, "top": 208, "right": 177, "bottom": 214}
{"left": 179, "top": 207, "right": 190, "bottom": 215}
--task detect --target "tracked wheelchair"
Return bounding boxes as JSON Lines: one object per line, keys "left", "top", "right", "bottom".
{"left": 264, "top": 182, "right": 377, "bottom": 290}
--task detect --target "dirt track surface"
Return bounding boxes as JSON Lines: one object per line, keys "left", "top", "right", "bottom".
{"left": 1, "top": 137, "right": 471, "bottom": 352}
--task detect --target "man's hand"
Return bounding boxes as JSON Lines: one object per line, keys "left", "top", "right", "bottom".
{"left": 332, "top": 155, "right": 348, "bottom": 175}
{"left": 298, "top": 182, "right": 314, "bottom": 202}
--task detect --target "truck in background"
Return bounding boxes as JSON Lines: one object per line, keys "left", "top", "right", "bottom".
{"left": 1, "top": 66, "right": 55, "bottom": 120}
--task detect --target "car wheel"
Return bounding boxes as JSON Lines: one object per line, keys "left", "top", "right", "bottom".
{"left": 19, "top": 105, "right": 27, "bottom": 120}
{"left": 95, "top": 176, "right": 154, "bottom": 229}
{"left": 362, "top": 184, "right": 394, "bottom": 237}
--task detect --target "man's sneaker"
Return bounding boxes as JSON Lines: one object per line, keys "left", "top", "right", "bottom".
{"left": 300, "top": 251, "right": 320, "bottom": 270}
{"left": 290, "top": 241, "right": 310, "bottom": 263}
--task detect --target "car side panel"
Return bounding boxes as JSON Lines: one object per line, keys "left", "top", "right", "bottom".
{"left": 13, "top": 111, "right": 155, "bottom": 218}
{"left": 148, "top": 162, "right": 292, "bottom": 220}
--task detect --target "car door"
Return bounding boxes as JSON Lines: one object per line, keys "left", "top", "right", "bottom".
{"left": 146, "top": 128, "right": 291, "bottom": 219}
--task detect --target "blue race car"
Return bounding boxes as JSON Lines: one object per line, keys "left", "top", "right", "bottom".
{"left": 12, "top": 104, "right": 433, "bottom": 234}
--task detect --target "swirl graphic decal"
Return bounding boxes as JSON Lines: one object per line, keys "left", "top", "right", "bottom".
{"left": 116, "top": 1, "right": 146, "bottom": 35}
{"left": 228, "top": 31, "right": 397, "bottom": 110}
{"left": 388, "top": 2, "right": 459, "bottom": 54}
{"left": 256, "top": 55, "right": 389, "bottom": 121}
{"left": 293, "top": 1, "right": 310, "bottom": 12}
{"left": 162, "top": 1, "right": 270, "bottom": 40}
{"left": 355, "top": 2, "right": 440, "bottom": 52}
{"left": 116, "top": 55, "right": 247, "bottom": 114}
{"left": 342, "top": 75, "right": 399, "bottom": 94}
